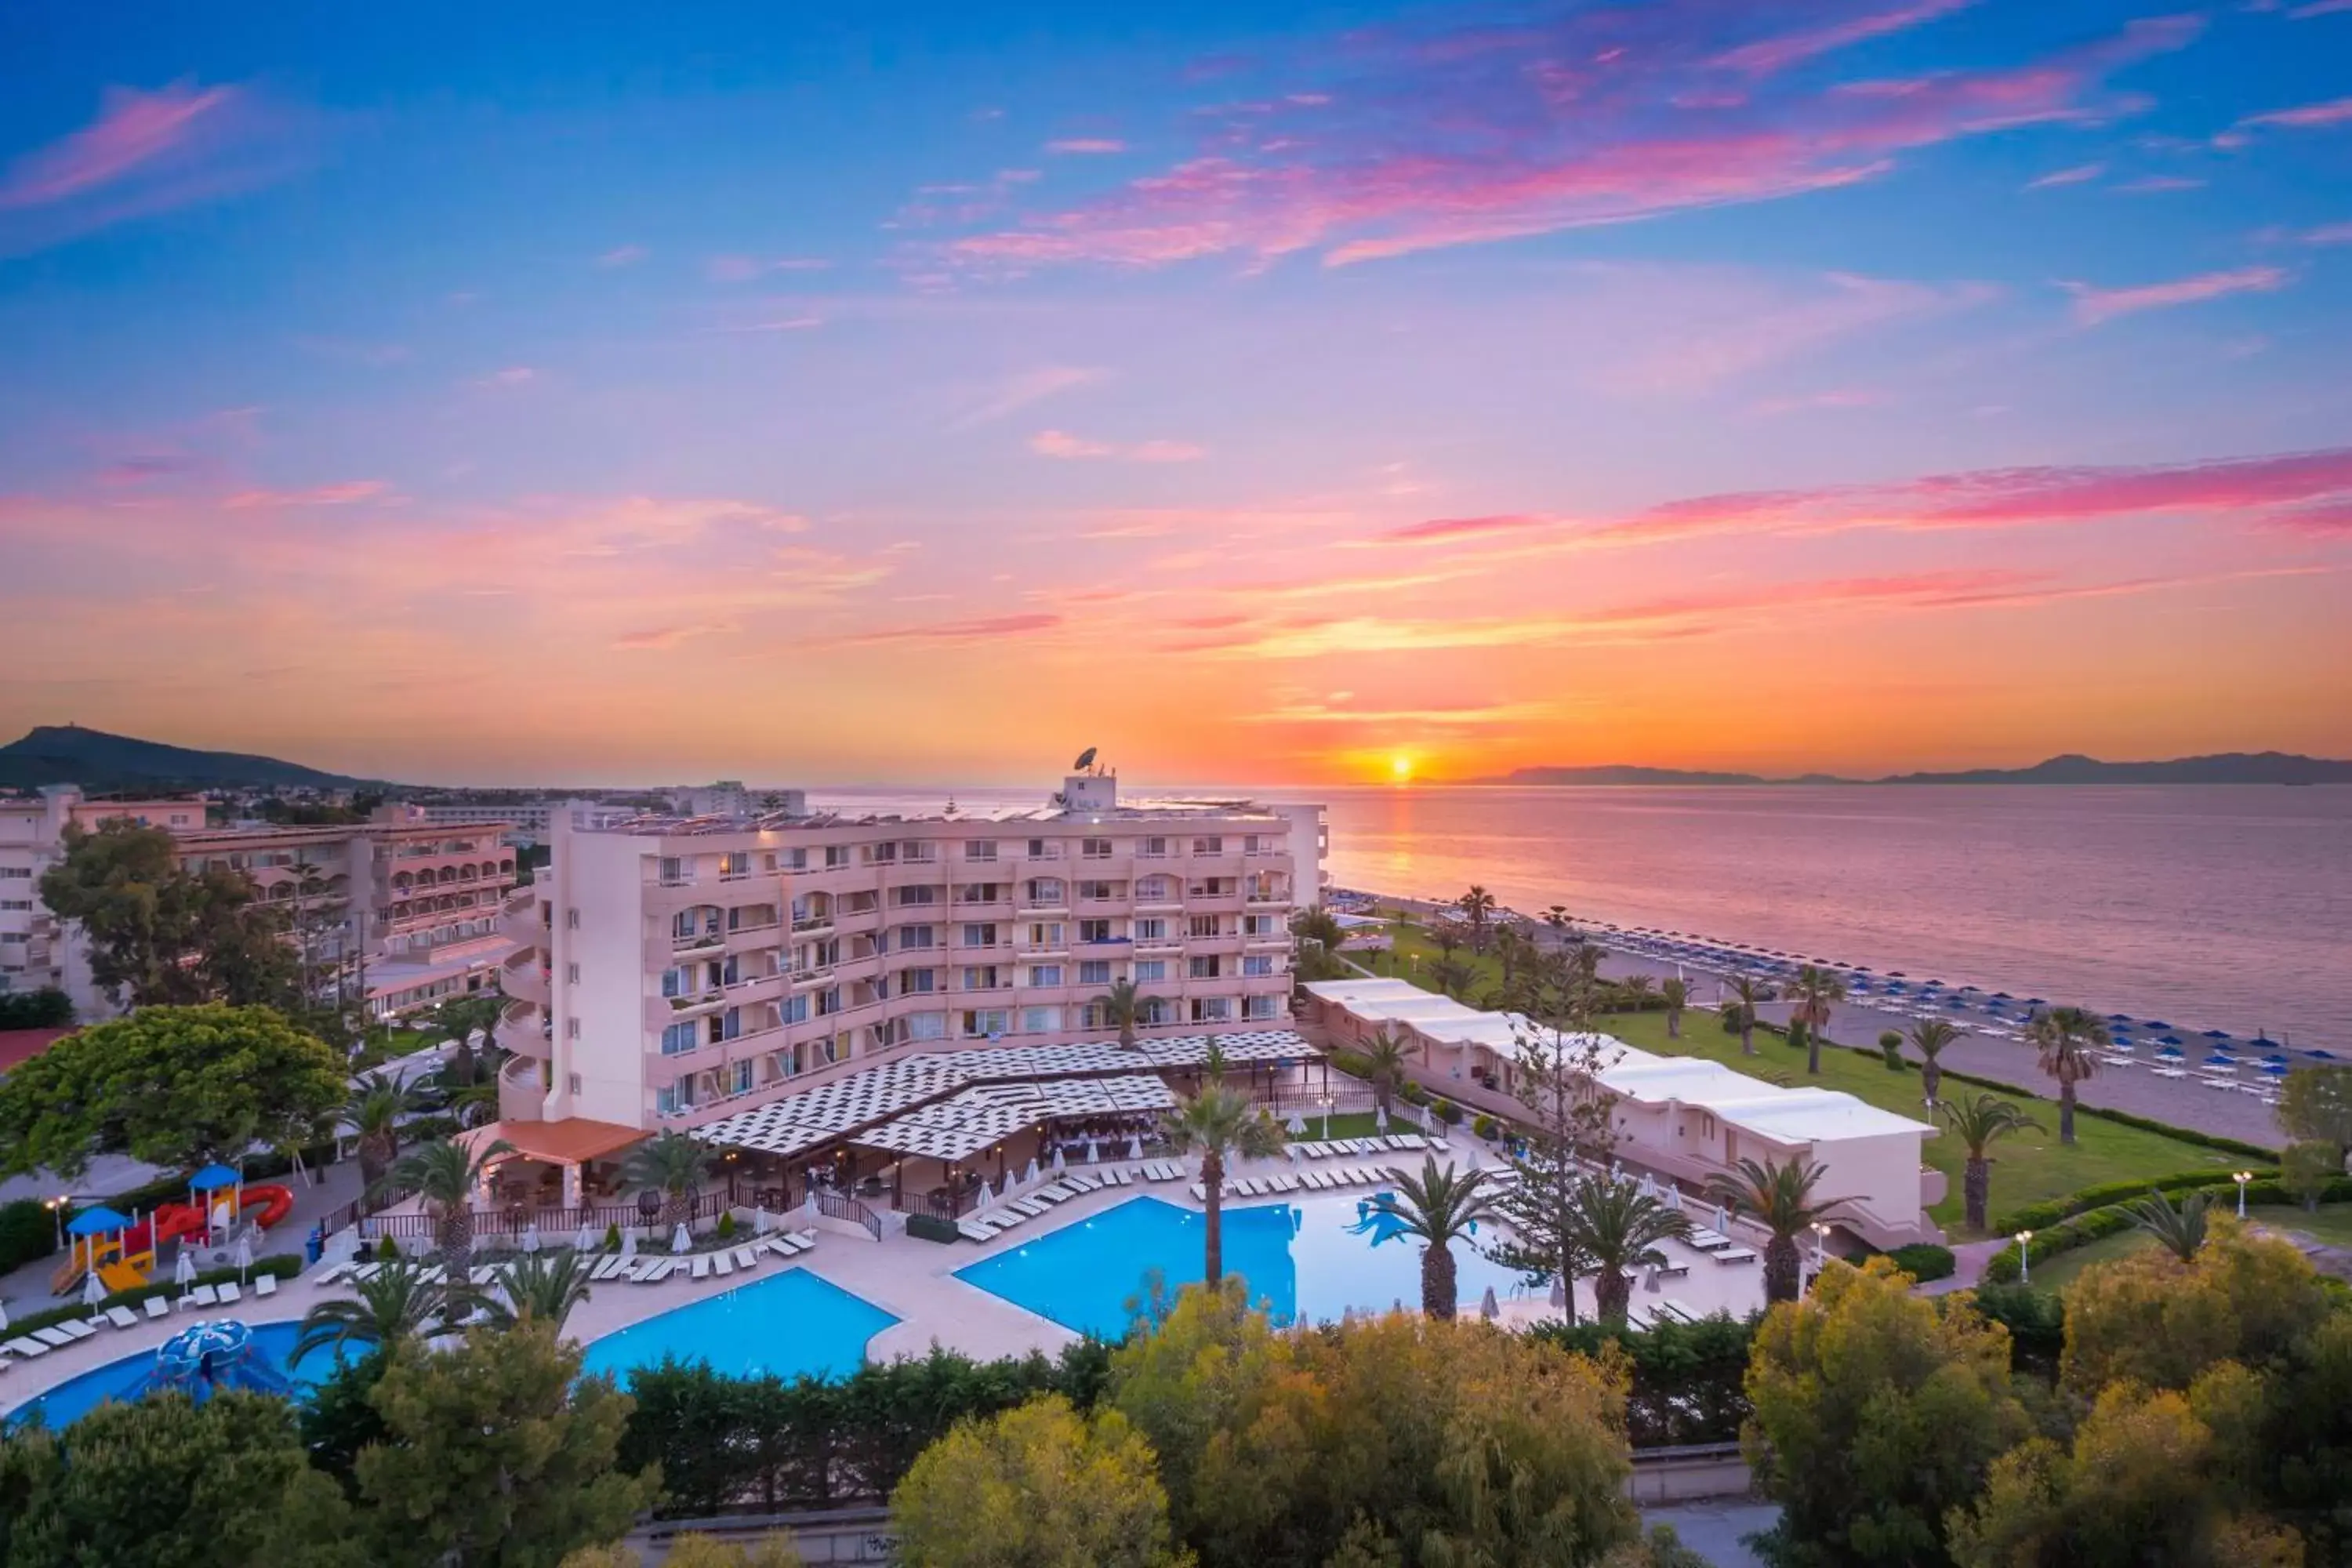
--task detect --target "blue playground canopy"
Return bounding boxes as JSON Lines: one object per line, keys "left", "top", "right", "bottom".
{"left": 188, "top": 1164, "right": 242, "bottom": 1192}
{"left": 65, "top": 1206, "right": 131, "bottom": 1236}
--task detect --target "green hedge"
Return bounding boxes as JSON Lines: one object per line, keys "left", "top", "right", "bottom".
{"left": 1526, "top": 1314, "right": 1756, "bottom": 1446}
{"left": 0, "top": 1198, "right": 58, "bottom": 1273}
{"left": 1982, "top": 1179, "right": 2352, "bottom": 1284}
{"left": 1327, "top": 1049, "right": 1373, "bottom": 1080}
{"left": 904, "top": 1213, "right": 960, "bottom": 1245}
{"left": 1886, "top": 1243, "right": 1956, "bottom": 1283}
{"left": 6, "top": 1254, "right": 305, "bottom": 1338}
{"left": 1994, "top": 1168, "right": 2282, "bottom": 1235}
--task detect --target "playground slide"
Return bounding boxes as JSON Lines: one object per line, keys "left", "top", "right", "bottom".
{"left": 47, "top": 1185, "right": 294, "bottom": 1294}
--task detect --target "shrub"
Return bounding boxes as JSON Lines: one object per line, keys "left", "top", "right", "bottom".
{"left": 1879, "top": 1030, "right": 1904, "bottom": 1051}
{"left": 604, "top": 1222, "right": 622, "bottom": 1250}
{"left": 905, "top": 1212, "right": 960, "bottom": 1245}
{"left": 716, "top": 1210, "right": 738, "bottom": 1240}
{"left": 1718, "top": 1007, "right": 1746, "bottom": 1036}
{"left": 1882, "top": 1040, "right": 1907, "bottom": 1072}
{"left": 1978, "top": 1178, "right": 2352, "bottom": 1285}
{"left": 1431, "top": 1098, "right": 1463, "bottom": 1125}
{"left": 1965, "top": 1283, "right": 2066, "bottom": 1379}
{"left": 1327, "top": 1049, "right": 1374, "bottom": 1080}
{"left": 3, "top": 1253, "right": 304, "bottom": 1339}
{"left": 2282, "top": 1142, "right": 2340, "bottom": 1210}
{"left": 1994, "top": 1168, "right": 2290, "bottom": 1235}
{"left": 0, "top": 1196, "right": 60, "bottom": 1272}
{"left": 377, "top": 1234, "right": 401, "bottom": 1261}
{"left": 1935, "top": 1065, "right": 2278, "bottom": 1160}
{"left": 1472, "top": 1114, "right": 1497, "bottom": 1140}
{"left": 1400, "top": 1081, "right": 1432, "bottom": 1107}
{"left": 1784, "top": 1019, "right": 1809, "bottom": 1053}
{"left": 1526, "top": 1313, "right": 1756, "bottom": 1446}
{"left": 1886, "top": 1243, "right": 1956, "bottom": 1282}
{"left": 0, "top": 987, "right": 74, "bottom": 1029}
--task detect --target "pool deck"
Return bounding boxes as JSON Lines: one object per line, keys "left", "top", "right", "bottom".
{"left": 2, "top": 1144, "right": 1771, "bottom": 1412}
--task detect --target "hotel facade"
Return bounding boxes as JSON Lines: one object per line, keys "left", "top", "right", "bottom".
{"left": 495, "top": 773, "right": 1327, "bottom": 1134}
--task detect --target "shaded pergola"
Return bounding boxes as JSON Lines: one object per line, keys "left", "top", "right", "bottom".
{"left": 459, "top": 1116, "right": 648, "bottom": 1210}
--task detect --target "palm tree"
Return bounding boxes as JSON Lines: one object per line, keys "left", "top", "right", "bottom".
{"left": 487, "top": 1250, "right": 595, "bottom": 1330}
{"left": 622, "top": 1129, "right": 712, "bottom": 1234}
{"left": 1160, "top": 1047, "right": 1285, "bottom": 1288}
{"left": 1906, "top": 1018, "right": 1965, "bottom": 1106}
{"left": 1377, "top": 1157, "right": 1494, "bottom": 1319}
{"left": 1459, "top": 887, "right": 1496, "bottom": 953}
{"left": 1292, "top": 907, "right": 1345, "bottom": 956}
{"left": 384, "top": 1134, "right": 515, "bottom": 1283}
{"left": 1092, "top": 976, "right": 1165, "bottom": 1050}
{"left": 1617, "top": 973, "right": 1654, "bottom": 1012}
{"left": 1429, "top": 956, "right": 1476, "bottom": 1000}
{"left": 292, "top": 1259, "right": 456, "bottom": 1367}
{"left": 1706, "top": 1156, "right": 1846, "bottom": 1305}
{"left": 343, "top": 1070, "right": 426, "bottom": 1195}
{"left": 1658, "top": 977, "right": 1691, "bottom": 1039}
{"left": 434, "top": 993, "right": 506, "bottom": 1089}
{"left": 1724, "top": 975, "right": 1773, "bottom": 1057}
{"left": 1359, "top": 1027, "right": 1414, "bottom": 1121}
{"left": 2123, "top": 1187, "right": 2211, "bottom": 1261}
{"left": 1566, "top": 1178, "right": 1693, "bottom": 1325}
{"left": 1783, "top": 965, "right": 1847, "bottom": 1075}
{"left": 1494, "top": 925, "right": 1530, "bottom": 996}
{"left": 1936, "top": 1093, "right": 2042, "bottom": 1232}
{"left": 2032, "top": 1005, "right": 2109, "bottom": 1145}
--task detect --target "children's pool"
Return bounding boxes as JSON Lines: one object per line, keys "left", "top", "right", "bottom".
{"left": 954, "top": 1192, "right": 1526, "bottom": 1338}
{"left": 5, "top": 1319, "right": 329, "bottom": 1428}
{"left": 580, "top": 1267, "right": 900, "bottom": 1385}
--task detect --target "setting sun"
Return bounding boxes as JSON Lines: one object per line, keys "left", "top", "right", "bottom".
{"left": 1389, "top": 753, "right": 1414, "bottom": 782}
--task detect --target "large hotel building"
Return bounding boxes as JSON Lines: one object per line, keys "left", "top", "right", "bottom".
{"left": 495, "top": 772, "right": 1326, "bottom": 1134}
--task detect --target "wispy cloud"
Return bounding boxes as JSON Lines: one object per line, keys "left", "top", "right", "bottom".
{"left": 836, "top": 612, "right": 1063, "bottom": 644}
{"left": 1378, "top": 513, "right": 1555, "bottom": 546}
{"left": 597, "top": 245, "right": 647, "bottom": 267}
{"left": 1240, "top": 698, "right": 1555, "bottom": 727}
{"left": 220, "top": 481, "right": 391, "bottom": 510}
{"left": 936, "top": 10, "right": 2198, "bottom": 272}
{"left": 612, "top": 623, "right": 727, "bottom": 651}
{"left": 949, "top": 366, "right": 1107, "bottom": 429}
{"left": 2238, "top": 96, "right": 2352, "bottom": 130}
{"left": 1046, "top": 138, "right": 1128, "bottom": 154}
{"left": 473, "top": 366, "right": 539, "bottom": 388}
{"left": 1030, "top": 430, "right": 1205, "bottom": 463}
{"left": 2111, "top": 175, "right": 2204, "bottom": 194}
{"left": 2024, "top": 162, "right": 2106, "bottom": 190}
{"left": 2061, "top": 265, "right": 2290, "bottom": 325}
{"left": 0, "top": 82, "right": 239, "bottom": 208}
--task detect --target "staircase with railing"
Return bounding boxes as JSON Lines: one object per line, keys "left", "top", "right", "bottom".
{"left": 811, "top": 1186, "right": 883, "bottom": 1241}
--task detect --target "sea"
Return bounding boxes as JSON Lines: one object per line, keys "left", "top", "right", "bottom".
{"left": 807, "top": 784, "right": 2352, "bottom": 1051}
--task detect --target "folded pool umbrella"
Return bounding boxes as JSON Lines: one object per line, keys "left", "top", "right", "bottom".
{"left": 1479, "top": 1286, "right": 1499, "bottom": 1321}
{"left": 1050, "top": 1145, "right": 1066, "bottom": 1175}
{"left": 233, "top": 1233, "right": 253, "bottom": 1285}
{"left": 1715, "top": 1202, "right": 1730, "bottom": 1233}
{"left": 1126, "top": 1134, "right": 1144, "bottom": 1161}
{"left": 0, "top": 1298, "right": 9, "bottom": 1332}
{"left": 1286, "top": 1113, "right": 1307, "bottom": 1135}
{"left": 521, "top": 1223, "right": 541, "bottom": 1255}
{"left": 1022, "top": 1157, "right": 1040, "bottom": 1186}
{"left": 1085, "top": 1139, "right": 1100, "bottom": 1165}
{"left": 973, "top": 1178, "right": 993, "bottom": 1207}
{"left": 670, "top": 1222, "right": 691, "bottom": 1253}
{"left": 175, "top": 1247, "right": 198, "bottom": 1287}
{"left": 574, "top": 1221, "right": 597, "bottom": 1253}
{"left": 1549, "top": 1276, "right": 1566, "bottom": 1309}
{"left": 1375, "top": 1104, "right": 1390, "bottom": 1131}
{"left": 83, "top": 1267, "right": 107, "bottom": 1307}
{"left": 620, "top": 1229, "right": 638, "bottom": 1259}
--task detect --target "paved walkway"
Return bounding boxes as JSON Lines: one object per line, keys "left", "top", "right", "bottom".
{"left": 1642, "top": 1503, "right": 1777, "bottom": 1568}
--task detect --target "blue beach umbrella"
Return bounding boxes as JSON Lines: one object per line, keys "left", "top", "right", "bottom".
{"left": 2157, "top": 1045, "right": 2183, "bottom": 1060}
{"left": 2207, "top": 1054, "right": 2237, "bottom": 1067}
{"left": 2143, "top": 1020, "right": 2172, "bottom": 1030}
{"left": 2310, "top": 1050, "right": 2339, "bottom": 1061}
{"left": 2108, "top": 1014, "right": 2133, "bottom": 1023}
{"left": 2203, "top": 1029, "right": 2230, "bottom": 1040}
{"left": 1991, "top": 992, "right": 2013, "bottom": 1000}
{"left": 2263, "top": 1062, "right": 2290, "bottom": 1078}
{"left": 2158, "top": 1035, "right": 2183, "bottom": 1046}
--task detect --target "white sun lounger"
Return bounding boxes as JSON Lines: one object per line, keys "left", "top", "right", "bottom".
{"left": 32, "top": 1327, "right": 75, "bottom": 1347}
{"left": 145, "top": 1296, "right": 170, "bottom": 1319}
{"left": 1685, "top": 1228, "right": 1732, "bottom": 1250}
{"left": 2, "top": 1336, "right": 48, "bottom": 1358}
{"left": 1014, "top": 1196, "right": 1051, "bottom": 1216}
{"left": 217, "top": 1281, "right": 241, "bottom": 1304}
{"left": 690, "top": 1254, "right": 711, "bottom": 1281}
{"left": 310, "top": 1263, "right": 350, "bottom": 1287}
{"left": 714, "top": 1252, "right": 735, "bottom": 1277}
{"left": 591, "top": 1254, "right": 627, "bottom": 1281}
{"left": 1716, "top": 1247, "right": 1759, "bottom": 1265}
{"left": 256, "top": 1273, "right": 278, "bottom": 1298}
{"left": 1189, "top": 1183, "right": 1207, "bottom": 1202}
{"left": 105, "top": 1305, "right": 139, "bottom": 1329}
{"left": 733, "top": 1246, "right": 757, "bottom": 1269}
{"left": 187, "top": 1284, "right": 219, "bottom": 1308}
{"left": 1657, "top": 1299, "right": 1700, "bottom": 1323}
{"left": 957, "top": 1219, "right": 997, "bottom": 1242}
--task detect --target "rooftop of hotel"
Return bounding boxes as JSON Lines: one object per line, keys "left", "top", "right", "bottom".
{"left": 1304, "top": 977, "right": 1935, "bottom": 1145}
{"left": 575, "top": 793, "right": 1298, "bottom": 839}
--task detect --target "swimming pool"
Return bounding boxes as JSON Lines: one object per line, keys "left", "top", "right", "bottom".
{"left": 581, "top": 1267, "right": 900, "bottom": 1385}
{"left": 955, "top": 1192, "right": 1528, "bottom": 1338}
{"left": 5, "top": 1319, "right": 331, "bottom": 1429}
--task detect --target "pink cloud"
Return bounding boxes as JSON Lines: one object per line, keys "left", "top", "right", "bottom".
{"left": 220, "top": 481, "right": 391, "bottom": 510}
{"left": 2024, "top": 162, "right": 2106, "bottom": 189}
{"left": 612, "top": 624, "right": 726, "bottom": 651}
{"left": 938, "top": 11, "right": 2199, "bottom": 272}
{"left": 474, "top": 366, "right": 539, "bottom": 388}
{"left": 2062, "top": 265, "right": 2290, "bottom": 325}
{"left": 837, "top": 612, "right": 1063, "bottom": 644}
{"left": 0, "top": 82, "right": 238, "bottom": 209}
{"left": 2299, "top": 222, "right": 2352, "bottom": 245}
{"left": 1709, "top": 0, "right": 1976, "bottom": 76}
{"left": 1047, "top": 138, "right": 1129, "bottom": 154}
{"left": 2111, "top": 175, "right": 2204, "bottom": 194}
{"left": 597, "top": 245, "right": 647, "bottom": 267}
{"left": 2267, "top": 499, "right": 2352, "bottom": 537}
{"left": 1380, "top": 513, "right": 1555, "bottom": 545}
{"left": 1029, "top": 430, "right": 1205, "bottom": 463}
{"left": 2238, "top": 96, "right": 2352, "bottom": 129}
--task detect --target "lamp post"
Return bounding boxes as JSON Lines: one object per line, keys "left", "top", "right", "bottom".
{"left": 48, "top": 1196, "right": 65, "bottom": 1249}
{"left": 1811, "top": 1221, "right": 1829, "bottom": 1276}
{"left": 2016, "top": 1229, "right": 2034, "bottom": 1286}
{"left": 2234, "top": 1170, "right": 2252, "bottom": 1218}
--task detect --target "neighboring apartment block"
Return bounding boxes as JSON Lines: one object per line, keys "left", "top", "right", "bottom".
{"left": 497, "top": 772, "right": 1327, "bottom": 1132}
{"left": 0, "top": 786, "right": 519, "bottom": 1018}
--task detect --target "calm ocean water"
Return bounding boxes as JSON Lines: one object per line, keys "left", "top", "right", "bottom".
{"left": 809, "top": 783, "right": 2352, "bottom": 1050}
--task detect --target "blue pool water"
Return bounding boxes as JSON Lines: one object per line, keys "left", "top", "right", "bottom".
{"left": 581, "top": 1267, "right": 899, "bottom": 1385}
{"left": 6, "top": 1319, "right": 332, "bottom": 1429}
{"left": 955, "top": 1193, "right": 1527, "bottom": 1338}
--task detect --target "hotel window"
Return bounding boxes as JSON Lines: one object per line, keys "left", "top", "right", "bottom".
{"left": 565, "top": 1018, "right": 581, "bottom": 1039}
{"left": 1078, "top": 879, "right": 1116, "bottom": 901}
{"left": 894, "top": 884, "right": 938, "bottom": 906}
{"left": 1020, "top": 1006, "right": 1059, "bottom": 1033}
{"left": 1189, "top": 956, "right": 1223, "bottom": 979}
{"left": 782, "top": 994, "right": 811, "bottom": 1025}
{"left": 785, "top": 848, "right": 808, "bottom": 870}
{"left": 566, "top": 908, "right": 580, "bottom": 929}
{"left": 660, "top": 966, "right": 691, "bottom": 998}
{"left": 1138, "top": 997, "right": 1172, "bottom": 1025}
{"left": 1029, "top": 921, "right": 1064, "bottom": 946}
{"left": 962, "top": 965, "right": 1004, "bottom": 990}
{"left": 719, "top": 851, "right": 750, "bottom": 879}
{"left": 1137, "top": 875, "right": 1171, "bottom": 901}
{"left": 661, "top": 1021, "right": 697, "bottom": 1055}
{"left": 907, "top": 1011, "right": 948, "bottom": 1040}
{"left": 900, "top": 967, "right": 938, "bottom": 994}
{"left": 0, "top": 869, "right": 30, "bottom": 880}
{"left": 899, "top": 924, "right": 937, "bottom": 949}
{"left": 1029, "top": 964, "right": 1063, "bottom": 987}
{"left": 902, "top": 840, "right": 935, "bottom": 862}
{"left": 1244, "top": 995, "right": 1280, "bottom": 1021}
{"left": 960, "top": 922, "right": 1000, "bottom": 947}
{"left": 815, "top": 988, "right": 840, "bottom": 1017}
{"left": 962, "top": 1008, "right": 1010, "bottom": 1037}
{"left": 1081, "top": 837, "right": 1112, "bottom": 859}
{"left": 659, "top": 856, "right": 688, "bottom": 886}
{"left": 1135, "top": 917, "right": 1167, "bottom": 942}
{"left": 1134, "top": 960, "right": 1167, "bottom": 983}
{"left": 1243, "top": 954, "right": 1276, "bottom": 977}
{"left": 1191, "top": 996, "right": 1232, "bottom": 1023}
{"left": 1077, "top": 918, "right": 1113, "bottom": 943}
{"left": 1025, "top": 838, "right": 1054, "bottom": 860}
{"left": 1140, "top": 837, "right": 1167, "bottom": 858}
{"left": 1078, "top": 960, "right": 1111, "bottom": 985}
{"left": 1027, "top": 877, "right": 1065, "bottom": 904}
{"left": 1189, "top": 915, "right": 1221, "bottom": 938}
{"left": 867, "top": 841, "right": 897, "bottom": 865}
{"left": 1243, "top": 834, "right": 1265, "bottom": 853}
{"left": 1190, "top": 836, "right": 1222, "bottom": 855}
{"left": 956, "top": 882, "right": 1003, "bottom": 903}
{"left": 825, "top": 845, "right": 850, "bottom": 869}
{"left": 1244, "top": 914, "right": 1279, "bottom": 937}
{"left": 964, "top": 840, "right": 997, "bottom": 862}
{"left": 730, "top": 1060, "right": 754, "bottom": 1094}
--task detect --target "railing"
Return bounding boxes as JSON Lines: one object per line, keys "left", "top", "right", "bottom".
{"left": 811, "top": 1188, "right": 882, "bottom": 1240}
{"left": 351, "top": 1189, "right": 734, "bottom": 1244}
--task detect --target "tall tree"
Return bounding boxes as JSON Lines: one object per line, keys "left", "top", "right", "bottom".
{"left": 1936, "top": 1093, "right": 2041, "bottom": 1233}
{"left": 1905, "top": 1017, "right": 1965, "bottom": 1105}
{"left": 620, "top": 1128, "right": 711, "bottom": 1234}
{"left": 384, "top": 1134, "right": 515, "bottom": 1287}
{"left": 891, "top": 1396, "right": 1185, "bottom": 1568}
{"left": 294, "top": 1259, "right": 463, "bottom": 1367}
{"left": 1091, "top": 976, "right": 1164, "bottom": 1051}
{"left": 354, "top": 1324, "right": 658, "bottom": 1568}
{"left": 1782, "top": 964, "right": 1846, "bottom": 1075}
{"left": 433, "top": 993, "right": 506, "bottom": 1091}
{"left": 2274, "top": 1064, "right": 2352, "bottom": 1159}
{"left": 488, "top": 1250, "right": 597, "bottom": 1331}
{"left": 1657, "top": 976, "right": 1690, "bottom": 1038}
{"left": 0, "top": 1004, "right": 343, "bottom": 1179}
{"left": 1487, "top": 1006, "right": 1621, "bottom": 1327}
{"left": 1705, "top": 1156, "right": 1846, "bottom": 1304}
{"left": 1566, "top": 1177, "right": 1692, "bottom": 1325}
{"left": 37, "top": 821, "right": 296, "bottom": 1008}
{"left": 1356, "top": 1025, "right": 1413, "bottom": 1120}
{"left": 1374, "top": 1156, "right": 1494, "bottom": 1319}
{"left": 1722, "top": 974, "right": 1773, "bottom": 1057}
{"left": 2031, "top": 1004, "right": 2109, "bottom": 1145}
{"left": 1158, "top": 1045, "right": 1284, "bottom": 1288}
{"left": 1457, "top": 886, "right": 1496, "bottom": 952}
{"left": 343, "top": 1069, "right": 426, "bottom": 1196}
{"left": 1290, "top": 907, "right": 1344, "bottom": 957}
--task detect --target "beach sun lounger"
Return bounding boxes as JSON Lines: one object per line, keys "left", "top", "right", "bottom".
{"left": 217, "top": 1281, "right": 241, "bottom": 1304}
{"left": 3, "top": 1336, "right": 48, "bottom": 1358}
{"left": 145, "top": 1296, "right": 171, "bottom": 1319}
{"left": 187, "top": 1284, "right": 219, "bottom": 1308}
{"left": 105, "top": 1305, "right": 139, "bottom": 1329}
{"left": 713, "top": 1252, "right": 733, "bottom": 1277}
{"left": 591, "top": 1254, "right": 627, "bottom": 1281}
{"left": 690, "top": 1254, "right": 711, "bottom": 1281}
{"left": 33, "top": 1327, "right": 75, "bottom": 1347}
{"left": 733, "top": 1246, "right": 757, "bottom": 1269}
{"left": 256, "top": 1273, "right": 278, "bottom": 1298}
{"left": 1716, "top": 1247, "right": 1759, "bottom": 1265}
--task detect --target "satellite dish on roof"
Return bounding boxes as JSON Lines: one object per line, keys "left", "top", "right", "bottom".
{"left": 1073, "top": 746, "right": 1098, "bottom": 772}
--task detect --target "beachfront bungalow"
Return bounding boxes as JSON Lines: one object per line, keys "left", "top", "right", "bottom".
{"left": 1301, "top": 977, "right": 1944, "bottom": 1249}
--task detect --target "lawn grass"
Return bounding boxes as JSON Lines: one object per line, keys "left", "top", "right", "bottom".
{"left": 1355, "top": 920, "right": 2244, "bottom": 1240}
{"left": 2029, "top": 1203, "right": 2352, "bottom": 1290}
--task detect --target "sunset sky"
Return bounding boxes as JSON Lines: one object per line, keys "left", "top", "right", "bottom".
{"left": 3, "top": 1, "right": 2350, "bottom": 786}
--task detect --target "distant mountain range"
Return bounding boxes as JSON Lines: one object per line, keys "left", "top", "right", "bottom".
{"left": 1468, "top": 752, "right": 2352, "bottom": 786}
{"left": 0, "top": 725, "right": 374, "bottom": 791}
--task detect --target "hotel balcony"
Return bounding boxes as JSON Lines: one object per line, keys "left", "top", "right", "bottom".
{"left": 498, "top": 1053, "right": 548, "bottom": 1123}
{"left": 502, "top": 958, "right": 550, "bottom": 1007}
{"left": 495, "top": 999, "right": 551, "bottom": 1060}
{"left": 649, "top": 989, "right": 728, "bottom": 1029}
{"left": 723, "top": 919, "right": 785, "bottom": 954}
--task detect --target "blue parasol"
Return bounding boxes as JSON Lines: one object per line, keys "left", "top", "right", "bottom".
{"left": 2310, "top": 1050, "right": 2339, "bottom": 1061}
{"left": 2108, "top": 1014, "right": 2133, "bottom": 1023}
{"left": 2157, "top": 1045, "right": 2183, "bottom": 1059}
{"left": 2262, "top": 1062, "right": 2289, "bottom": 1077}
{"left": 66, "top": 1206, "right": 131, "bottom": 1236}
{"left": 187, "top": 1163, "right": 242, "bottom": 1192}
{"left": 2203, "top": 1029, "right": 2231, "bottom": 1040}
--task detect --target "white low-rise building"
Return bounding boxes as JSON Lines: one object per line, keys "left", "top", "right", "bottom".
{"left": 1304, "top": 976, "right": 1943, "bottom": 1247}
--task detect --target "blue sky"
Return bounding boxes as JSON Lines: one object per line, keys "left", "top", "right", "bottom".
{"left": 1, "top": 2, "right": 2347, "bottom": 783}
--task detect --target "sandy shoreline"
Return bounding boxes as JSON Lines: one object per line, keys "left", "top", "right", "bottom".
{"left": 1341, "top": 890, "right": 2285, "bottom": 1148}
